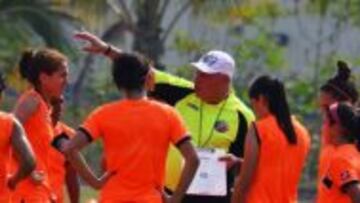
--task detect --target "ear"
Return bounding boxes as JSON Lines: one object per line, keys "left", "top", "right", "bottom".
{"left": 39, "top": 72, "right": 50, "bottom": 86}
{"left": 145, "top": 68, "right": 155, "bottom": 91}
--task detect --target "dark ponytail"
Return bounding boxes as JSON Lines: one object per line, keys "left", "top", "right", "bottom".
{"left": 249, "top": 75, "right": 297, "bottom": 144}
{"left": 321, "top": 60, "right": 358, "bottom": 103}
{"left": 0, "top": 72, "right": 5, "bottom": 94}
{"left": 336, "top": 103, "right": 360, "bottom": 150}
{"left": 19, "top": 49, "right": 37, "bottom": 84}
{"left": 18, "top": 48, "right": 67, "bottom": 86}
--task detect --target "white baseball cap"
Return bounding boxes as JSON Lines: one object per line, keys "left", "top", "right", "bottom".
{"left": 191, "top": 50, "right": 235, "bottom": 78}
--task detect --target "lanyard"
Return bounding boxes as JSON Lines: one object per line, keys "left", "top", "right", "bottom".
{"left": 198, "top": 98, "right": 228, "bottom": 147}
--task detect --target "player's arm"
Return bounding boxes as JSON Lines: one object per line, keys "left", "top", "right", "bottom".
{"left": 231, "top": 125, "right": 259, "bottom": 203}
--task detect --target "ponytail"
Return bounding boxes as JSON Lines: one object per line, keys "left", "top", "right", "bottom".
{"left": 19, "top": 49, "right": 37, "bottom": 84}
{"left": 249, "top": 75, "right": 297, "bottom": 144}
{"left": 0, "top": 72, "right": 5, "bottom": 93}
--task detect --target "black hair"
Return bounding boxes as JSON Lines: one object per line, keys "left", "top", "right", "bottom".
{"left": 50, "top": 96, "right": 64, "bottom": 126}
{"left": 50, "top": 96, "right": 64, "bottom": 107}
{"left": 249, "top": 75, "right": 297, "bottom": 144}
{"left": 335, "top": 103, "right": 360, "bottom": 150}
{"left": 19, "top": 48, "right": 67, "bottom": 86}
{"left": 321, "top": 61, "right": 358, "bottom": 103}
{"left": 0, "top": 72, "right": 6, "bottom": 94}
{"left": 112, "top": 53, "right": 151, "bottom": 92}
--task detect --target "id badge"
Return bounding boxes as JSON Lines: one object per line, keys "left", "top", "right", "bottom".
{"left": 186, "top": 148, "right": 227, "bottom": 196}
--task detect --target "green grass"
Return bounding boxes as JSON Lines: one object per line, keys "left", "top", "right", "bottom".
{"left": 64, "top": 186, "right": 98, "bottom": 203}
{"left": 80, "top": 187, "right": 98, "bottom": 202}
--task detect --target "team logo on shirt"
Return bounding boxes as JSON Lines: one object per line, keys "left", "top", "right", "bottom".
{"left": 214, "top": 120, "right": 229, "bottom": 133}
{"left": 322, "top": 176, "right": 333, "bottom": 189}
{"left": 340, "top": 170, "right": 351, "bottom": 182}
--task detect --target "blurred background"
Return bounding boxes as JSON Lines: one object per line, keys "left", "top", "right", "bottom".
{"left": 1, "top": 0, "right": 360, "bottom": 202}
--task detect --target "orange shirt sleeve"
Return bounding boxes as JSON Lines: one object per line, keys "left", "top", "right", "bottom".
{"left": 166, "top": 107, "right": 189, "bottom": 146}
{"left": 328, "top": 157, "right": 360, "bottom": 190}
{"left": 81, "top": 108, "right": 104, "bottom": 141}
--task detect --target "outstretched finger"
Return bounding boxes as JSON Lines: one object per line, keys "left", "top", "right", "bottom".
{"left": 82, "top": 46, "right": 95, "bottom": 52}
{"left": 74, "top": 32, "right": 95, "bottom": 42}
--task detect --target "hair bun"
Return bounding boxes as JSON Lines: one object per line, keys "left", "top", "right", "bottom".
{"left": 19, "top": 49, "right": 35, "bottom": 80}
{"left": 336, "top": 60, "right": 351, "bottom": 81}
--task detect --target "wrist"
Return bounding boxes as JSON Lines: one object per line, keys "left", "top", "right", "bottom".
{"left": 103, "top": 44, "right": 112, "bottom": 56}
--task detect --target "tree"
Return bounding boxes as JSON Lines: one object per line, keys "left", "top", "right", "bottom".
{"left": 0, "top": 0, "right": 83, "bottom": 97}
{"left": 69, "top": 0, "right": 247, "bottom": 113}
{"left": 0, "top": 0, "right": 80, "bottom": 56}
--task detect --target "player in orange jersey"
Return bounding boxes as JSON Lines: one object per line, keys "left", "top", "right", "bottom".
{"left": 317, "top": 102, "right": 360, "bottom": 203}
{"left": 232, "top": 75, "right": 311, "bottom": 203}
{"left": 12, "top": 48, "right": 69, "bottom": 202}
{"left": 64, "top": 53, "right": 199, "bottom": 203}
{"left": 48, "top": 96, "right": 79, "bottom": 203}
{"left": 317, "top": 61, "right": 358, "bottom": 202}
{"left": 0, "top": 72, "right": 35, "bottom": 202}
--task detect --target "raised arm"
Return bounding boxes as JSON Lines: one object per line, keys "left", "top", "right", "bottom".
{"left": 74, "top": 31, "right": 123, "bottom": 59}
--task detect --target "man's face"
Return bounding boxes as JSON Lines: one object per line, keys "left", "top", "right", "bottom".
{"left": 194, "top": 70, "right": 230, "bottom": 104}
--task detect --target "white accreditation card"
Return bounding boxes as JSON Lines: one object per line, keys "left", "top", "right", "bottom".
{"left": 186, "top": 148, "right": 227, "bottom": 196}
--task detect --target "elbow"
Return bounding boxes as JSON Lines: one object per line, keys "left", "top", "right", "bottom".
{"left": 29, "top": 159, "right": 36, "bottom": 172}
{"left": 24, "top": 157, "right": 36, "bottom": 175}
{"left": 233, "top": 177, "right": 249, "bottom": 194}
{"left": 232, "top": 182, "right": 249, "bottom": 203}
{"left": 191, "top": 153, "right": 200, "bottom": 169}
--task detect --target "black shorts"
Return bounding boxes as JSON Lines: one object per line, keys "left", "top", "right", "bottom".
{"left": 182, "top": 194, "right": 230, "bottom": 203}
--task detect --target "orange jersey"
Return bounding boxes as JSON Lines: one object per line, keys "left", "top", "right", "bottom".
{"left": 12, "top": 90, "right": 54, "bottom": 202}
{"left": 0, "top": 112, "right": 14, "bottom": 202}
{"left": 48, "top": 122, "right": 75, "bottom": 203}
{"left": 246, "top": 115, "right": 311, "bottom": 203}
{"left": 81, "top": 98, "right": 188, "bottom": 203}
{"left": 317, "top": 123, "right": 335, "bottom": 200}
{"left": 319, "top": 124, "right": 334, "bottom": 176}
{"left": 317, "top": 144, "right": 360, "bottom": 203}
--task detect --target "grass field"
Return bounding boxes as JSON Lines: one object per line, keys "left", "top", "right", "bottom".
{"left": 80, "top": 187, "right": 98, "bottom": 202}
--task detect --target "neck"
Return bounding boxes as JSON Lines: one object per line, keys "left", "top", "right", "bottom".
{"left": 331, "top": 134, "right": 352, "bottom": 146}
{"left": 257, "top": 108, "right": 271, "bottom": 119}
{"left": 34, "top": 86, "right": 51, "bottom": 104}
{"left": 203, "top": 93, "right": 229, "bottom": 105}
{"left": 125, "top": 90, "right": 147, "bottom": 100}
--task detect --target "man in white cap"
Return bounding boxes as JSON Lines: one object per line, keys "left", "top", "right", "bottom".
{"left": 74, "top": 32, "right": 254, "bottom": 203}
